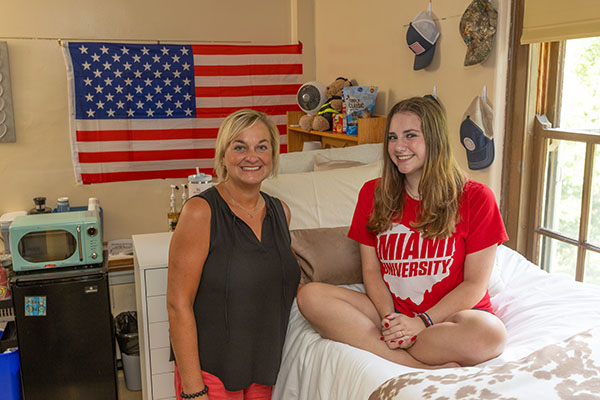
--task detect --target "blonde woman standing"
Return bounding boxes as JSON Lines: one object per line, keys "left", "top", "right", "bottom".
{"left": 167, "top": 109, "right": 300, "bottom": 400}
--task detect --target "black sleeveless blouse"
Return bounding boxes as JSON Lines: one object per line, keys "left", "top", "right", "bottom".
{"left": 192, "top": 187, "right": 300, "bottom": 391}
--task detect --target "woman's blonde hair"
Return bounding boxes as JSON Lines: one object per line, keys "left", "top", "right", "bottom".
{"left": 367, "top": 96, "right": 466, "bottom": 239}
{"left": 213, "top": 109, "right": 280, "bottom": 182}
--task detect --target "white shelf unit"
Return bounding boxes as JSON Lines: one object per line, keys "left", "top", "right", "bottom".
{"left": 132, "top": 232, "right": 175, "bottom": 400}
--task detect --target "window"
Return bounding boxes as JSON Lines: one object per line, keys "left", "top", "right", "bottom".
{"left": 533, "top": 37, "right": 600, "bottom": 283}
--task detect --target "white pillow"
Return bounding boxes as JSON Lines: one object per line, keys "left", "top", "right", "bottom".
{"left": 278, "top": 143, "right": 383, "bottom": 174}
{"left": 262, "top": 160, "right": 383, "bottom": 230}
{"left": 313, "top": 154, "right": 366, "bottom": 171}
{"left": 277, "top": 150, "right": 318, "bottom": 174}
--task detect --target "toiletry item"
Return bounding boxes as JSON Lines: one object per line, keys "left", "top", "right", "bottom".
{"left": 168, "top": 185, "right": 179, "bottom": 231}
{"left": 29, "top": 197, "right": 52, "bottom": 214}
{"left": 181, "top": 184, "right": 188, "bottom": 207}
{"left": 88, "top": 197, "right": 100, "bottom": 211}
{"left": 188, "top": 168, "right": 214, "bottom": 197}
{"left": 57, "top": 197, "right": 70, "bottom": 212}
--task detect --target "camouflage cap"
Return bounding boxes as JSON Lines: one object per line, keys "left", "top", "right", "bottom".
{"left": 459, "top": 0, "right": 498, "bottom": 66}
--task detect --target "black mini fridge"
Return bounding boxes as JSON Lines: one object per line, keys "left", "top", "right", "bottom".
{"left": 11, "top": 265, "right": 118, "bottom": 400}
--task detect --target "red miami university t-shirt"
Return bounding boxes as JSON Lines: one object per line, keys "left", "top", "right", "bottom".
{"left": 348, "top": 179, "right": 508, "bottom": 316}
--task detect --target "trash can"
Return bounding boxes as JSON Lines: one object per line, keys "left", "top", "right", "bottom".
{"left": 0, "top": 321, "right": 22, "bottom": 400}
{"left": 115, "top": 311, "right": 141, "bottom": 391}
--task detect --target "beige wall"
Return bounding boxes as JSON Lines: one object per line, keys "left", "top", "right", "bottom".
{"left": 313, "top": 0, "right": 510, "bottom": 197}
{"left": 0, "top": 0, "right": 314, "bottom": 244}
{"left": 0, "top": 0, "right": 510, "bottom": 244}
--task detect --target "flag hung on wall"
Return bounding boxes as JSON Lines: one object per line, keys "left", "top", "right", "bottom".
{"left": 63, "top": 42, "right": 303, "bottom": 184}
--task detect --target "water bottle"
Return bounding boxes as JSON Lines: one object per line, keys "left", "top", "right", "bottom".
{"left": 57, "top": 197, "right": 70, "bottom": 212}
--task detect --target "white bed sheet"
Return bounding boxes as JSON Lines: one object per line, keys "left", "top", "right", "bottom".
{"left": 272, "top": 245, "right": 600, "bottom": 400}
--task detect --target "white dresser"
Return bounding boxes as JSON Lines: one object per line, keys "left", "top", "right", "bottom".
{"left": 132, "top": 232, "right": 174, "bottom": 400}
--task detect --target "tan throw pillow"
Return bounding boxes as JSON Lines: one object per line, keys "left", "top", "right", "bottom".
{"left": 313, "top": 154, "right": 366, "bottom": 171}
{"left": 291, "top": 226, "right": 363, "bottom": 285}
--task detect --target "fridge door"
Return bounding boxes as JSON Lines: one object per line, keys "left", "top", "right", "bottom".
{"left": 12, "top": 269, "right": 117, "bottom": 400}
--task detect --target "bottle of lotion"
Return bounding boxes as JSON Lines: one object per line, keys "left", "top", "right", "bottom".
{"left": 168, "top": 185, "right": 179, "bottom": 231}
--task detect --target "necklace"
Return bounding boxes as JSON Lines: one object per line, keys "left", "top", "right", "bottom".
{"left": 222, "top": 183, "right": 262, "bottom": 219}
{"left": 405, "top": 185, "right": 421, "bottom": 200}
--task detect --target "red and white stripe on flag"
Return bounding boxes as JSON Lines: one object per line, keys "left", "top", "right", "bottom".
{"left": 63, "top": 42, "right": 303, "bottom": 184}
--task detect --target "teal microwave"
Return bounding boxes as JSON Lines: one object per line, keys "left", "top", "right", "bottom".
{"left": 9, "top": 211, "right": 103, "bottom": 272}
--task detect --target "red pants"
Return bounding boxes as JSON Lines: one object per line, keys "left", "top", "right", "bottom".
{"left": 174, "top": 363, "right": 272, "bottom": 400}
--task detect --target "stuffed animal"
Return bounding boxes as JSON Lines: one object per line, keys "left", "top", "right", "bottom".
{"left": 299, "top": 77, "right": 351, "bottom": 132}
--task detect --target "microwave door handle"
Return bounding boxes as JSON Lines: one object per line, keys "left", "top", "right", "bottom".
{"left": 76, "top": 226, "right": 83, "bottom": 261}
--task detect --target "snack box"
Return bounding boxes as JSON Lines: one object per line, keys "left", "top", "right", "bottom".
{"left": 343, "top": 86, "right": 378, "bottom": 135}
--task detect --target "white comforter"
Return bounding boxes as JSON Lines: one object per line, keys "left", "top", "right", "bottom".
{"left": 272, "top": 245, "right": 600, "bottom": 400}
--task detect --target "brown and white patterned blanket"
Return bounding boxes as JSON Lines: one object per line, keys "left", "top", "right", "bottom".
{"left": 369, "top": 327, "right": 600, "bottom": 400}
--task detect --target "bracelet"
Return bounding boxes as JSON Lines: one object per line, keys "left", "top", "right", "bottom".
{"left": 416, "top": 313, "right": 429, "bottom": 328}
{"left": 181, "top": 385, "right": 209, "bottom": 398}
{"left": 423, "top": 312, "right": 434, "bottom": 326}
{"left": 416, "top": 312, "right": 434, "bottom": 328}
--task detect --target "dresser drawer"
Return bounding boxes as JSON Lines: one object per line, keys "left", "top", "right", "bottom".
{"left": 146, "top": 268, "right": 168, "bottom": 297}
{"left": 152, "top": 371, "right": 175, "bottom": 399}
{"left": 149, "top": 321, "right": 170, "bottom": 349}
{"left": 150, "top": 347, "right": 174, "bottom": 374}
{"left": 147, "top": 295, "right": 168, "bottom": 323}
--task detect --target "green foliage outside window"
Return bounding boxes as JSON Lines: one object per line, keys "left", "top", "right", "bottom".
{"left": 543, "top": 37, "right": 600, "bottom": 284}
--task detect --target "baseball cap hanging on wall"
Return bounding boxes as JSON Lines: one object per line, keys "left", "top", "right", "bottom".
{"left": 460, "top": 0, "right": 498, "bottom": 66}
{"left": 424, "top": 86, "right": 442, "bottom": 108}
{"left": 406, "top": 4, "right": 440, "bottom": 70}
{"left": 460, "top": 89, "right": 494, "bottom": 170}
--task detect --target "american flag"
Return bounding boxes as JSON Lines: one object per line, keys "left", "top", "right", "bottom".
{"left": 63, "top": 42, "right": 303, "bottom": 184}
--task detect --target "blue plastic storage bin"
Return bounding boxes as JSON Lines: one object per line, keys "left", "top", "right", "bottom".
{"left": 0, "top": 347, "right": 22, "bottom": 400}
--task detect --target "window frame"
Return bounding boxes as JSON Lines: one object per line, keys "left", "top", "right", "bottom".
{"left": 503, "top": 4, "right": 600, "bottom": 282}
{"left": 530, "top": 115, "right": 600, "bottom": 281}
{"left": 502, "top": 0, "right": 536, "bottom": 256}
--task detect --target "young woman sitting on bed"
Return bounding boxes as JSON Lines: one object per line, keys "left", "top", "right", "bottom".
{"left": 297, "top": 96, "right": 508, "bottom": 368}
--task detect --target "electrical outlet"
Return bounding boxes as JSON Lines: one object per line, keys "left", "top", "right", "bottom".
{"left": 0, "top": 42, "right": 16, "bottom": 143}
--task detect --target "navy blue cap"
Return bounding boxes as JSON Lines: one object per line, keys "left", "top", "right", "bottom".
{"left": 460, "top": 116, "right": 494, "bottom": 170}
{"left": 460, "top": 95, "right": 494, "bottom": 170}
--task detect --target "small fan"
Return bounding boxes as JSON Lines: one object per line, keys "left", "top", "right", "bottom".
{"left": 296, "top": 81, "right": 327, "bottom": 115}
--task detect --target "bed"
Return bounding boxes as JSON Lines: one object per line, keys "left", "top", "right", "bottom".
{"left": 260, "top": 144, "right": 600, "bottom": 400}
{"left": 272, "top": 245, "right": 600, "bottom": 399}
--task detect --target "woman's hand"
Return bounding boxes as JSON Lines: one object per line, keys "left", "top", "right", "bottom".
{"left": 380, "top": 313, "right": 426, "bottom": 349}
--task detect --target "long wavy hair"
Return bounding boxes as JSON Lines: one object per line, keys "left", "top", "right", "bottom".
{"left": 367, "top": 97, "right": 466, "bottom": 239}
